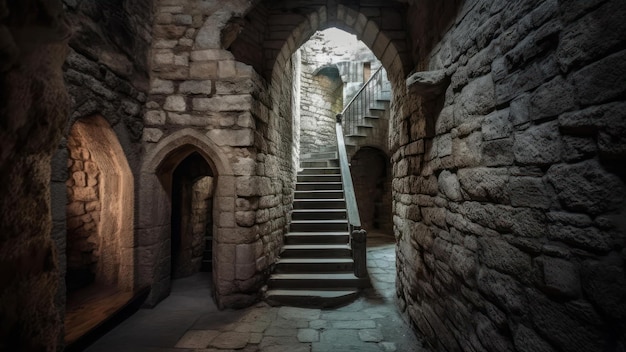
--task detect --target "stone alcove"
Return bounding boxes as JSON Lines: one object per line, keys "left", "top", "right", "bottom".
{"left": 65, "top": 115, "right": 134, "bottom": 294}
{"left": 63, "top": 115, "right": 135, "bottom": 344}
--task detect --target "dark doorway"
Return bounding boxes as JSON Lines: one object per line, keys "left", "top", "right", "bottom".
{"left": 170, "top": 152, "right": 215, "bottom": 278}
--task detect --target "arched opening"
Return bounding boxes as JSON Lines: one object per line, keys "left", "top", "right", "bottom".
{"left": 138, "top": 129, "right": 236, "bottom": 307}
{"left": 168, "top": 152, "right": 215, "bottom": 278}
{"left": 63, "top": 115, "right": 134, "bottom": 344}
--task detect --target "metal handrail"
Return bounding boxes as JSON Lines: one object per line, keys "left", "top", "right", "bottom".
{"left": 340, "top": 65, "right": 384, "bottom": 116}
{"left": 335, "top": 115, "right": 361, "bottom": 231}
{"left": 335, "top": 114, "right": 367, "bottom": 278}
{"left": 340, "top": 65, "right": 387, "bottom": 137}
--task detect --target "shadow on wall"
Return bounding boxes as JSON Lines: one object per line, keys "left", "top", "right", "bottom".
{"left": 351, "top": 147, "right": 392, "bottom": 234}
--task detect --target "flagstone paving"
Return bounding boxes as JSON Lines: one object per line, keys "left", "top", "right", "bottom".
{"left": 86, "top": 233, "right": 429, "bottom": 352}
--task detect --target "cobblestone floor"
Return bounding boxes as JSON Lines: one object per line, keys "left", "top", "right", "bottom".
{"left": 86, "top": 233, "right": 428, "bottom": 352}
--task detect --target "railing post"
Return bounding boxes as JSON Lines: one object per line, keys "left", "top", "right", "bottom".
{"left": 351, "top": 228, "right": 367, "bottom": 278}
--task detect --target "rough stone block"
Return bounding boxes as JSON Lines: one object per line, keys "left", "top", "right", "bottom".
{"left": 513, "top": 121, "right": 561, "bottom": 165}
{"left": 179, "top": 80, "right": 212, "bottom": 94}
{"left": 458, "top": 167, "right": 509, "bottom": 203}
{"left": 194, "top": 95, "right": 252, "bottom": 112}
{"left": 143, "top": 128, "right": 164, "bottom": 143}
{"left": 509, "top": 177, "right": 551, "bottom": 209}
{"left": 482, "top": 109, "right": 512, "bottom": 141}
{"left": 482, "top": 138, "right": 514, "bottom": 166}
{"left": 580, "top": 257, "right": 626, "bottom": 321}
{"left": 529, "top": 76, "right": 576, "bottom": 119}
{"left": 218, "top": 60, "right": 237, "bottom": 78}
{"left": 438, "top": 170, "right": 462, "bottom": 201}
{"left": 528, "top": 290, "right": 605, "bottom": 352}
{"left": 477, "top": 268, "right": 527, "bottom": 314}
{"left": 191, "top": 49, "right": 234, "bottom": 61}
{"left": 153, "top": 50, "right": 174, "bottom": 65}
{"left": 570, "top": 49, "right": 626, "bottom": 106}
{"left": 557, "top": 0, "right": 626, "bottom": 72}
{"left": 538, "top": 256, "right": 581, "bottom": 298}
{"left": 190, "top": 61, "right": 218, "bottom": 78}
{"left": 164, "top": 95, "right": 186, "bottom": 112}
{"left": 479, "top": 237, "right": 532, "bottom": 280}
{"left": 548, "top": 224, "right": 611, "bottom": 252}
{"left": 150, "top": 78, "right": 174, "bottom": 94}
{"left": 207, "top": 128, "right": 253, "bottom": 147}
{"left": 452, "top": 131, "right": 482, "bottom": 168}
{"left": 547, "top": 159, "right": 625, "bottom": 215}
{"left": 455, "top": 74, "right": 495, "bottom": 120}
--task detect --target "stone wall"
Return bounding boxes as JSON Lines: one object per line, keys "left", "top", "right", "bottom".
{"left": 0, "top": 1, "right": 71, "bottom": 349}
{"left": 393, "top": 0, "right": 626, "bottom": 351}
{"left": 140, "top": 0, "right": 293, "bottom": 308}
{"left": 49, "top": 1, "right": 152, "bottom": 341}
{"left": 65, "top": 131, "right": 102, "bottom": 291}
{"left": 298, "top": 66, "right": 343, "bottom": 155}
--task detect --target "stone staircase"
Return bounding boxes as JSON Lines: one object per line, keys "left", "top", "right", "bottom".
{"left": 265, "top": 151, "right": 369, "bottom": 308}
{"left": 343, "top": 86, "right": 391, "bottom": 159}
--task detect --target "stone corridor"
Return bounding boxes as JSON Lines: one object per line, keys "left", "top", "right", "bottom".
{"left": 87, "top": 233, "right": 426, "bottom": 352}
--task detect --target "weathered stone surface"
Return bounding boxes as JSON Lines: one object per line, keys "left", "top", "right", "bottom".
{"left": 580, "top": 257, "right": 626, "bottom": 321}
{"left": 547, "top": 159, "right": 625, "bottom": 215}
{"left": 481, "top": 109, "right": 511, "bottom": 141}
{"left": 207, "top": 128, "right": 253, "bottom": 147}
{"left": 550, "top": 222, "right": 611, "bottom": 252}
{"left": 509, "top": 176, "right": 550, "bottom": 209}
{"left": 537, "top": 256, "right": 581, "bottom": 298}
{"left": 529, "top": 76, "right": 576, "bottom": 119}
{"left": 193, "top": 95, "right": 252, "bottom": 111}
{"left": 513, "top": 325, "right": 556, "bottom": 352}
{"left": 437, "top": 170, "right": 462, "bottom": 201}
{"left": 164, "top": 95, "right": 186, "bottom": 112}
{"left": 455, "top": 74, "right": 495, "bottom": 120}
{"left": 478, "top": 237, "right": 532, "bottom": 280}
{"left": 513, "top": 121, "right": 561, "bottom": 165}
{"left": 570, "top": 49, "right": 626, "bottom": 106}
{"left": 151, "top": 78, "right": 174, "bottom": 94}
{"left": 179, "top": 80, "right": 212, "bottom": 94}
{"left": 557, "top": 0, "right": 626, "bottom": 71}
{"left": 528, "top": 290, "right": 605, "bottom": 352}
{"left": 145, "top": 110, "right": 166, "bottom": 125}
{"left": 143, "top": 128, "right": 163, "bottom": 143}
{"left": 458, "top": 167, "right": 509, "bottom": 203}
{"left": 482, "top": 138, "right": 514, "bottom": 166}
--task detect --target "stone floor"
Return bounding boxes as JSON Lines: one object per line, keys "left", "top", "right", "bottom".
{"left": 86, "top": 233, "right": 429, "bottom": 352}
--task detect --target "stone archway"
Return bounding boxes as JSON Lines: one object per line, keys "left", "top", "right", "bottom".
{"left": 139, "top": 129, "right": 235, "bottom": 307}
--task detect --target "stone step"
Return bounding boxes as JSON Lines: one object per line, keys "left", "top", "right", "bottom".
{"left": 296, "top": 182, "right": 342, "bottom": 191}
{"left": 291, "top": 209, "right": 346, "bottom": 220}
{"left": 280, "top": 244, "right": 351, "bottom": 258}
{"left": 294, "top": 190, "right": 344, "bottom": 199}
{"left": 267, "top": 273, "right": 369, "bottom": 290}
{"left": 292, "top": 198, "right": 346, "bottom": 210}
{"left": 274, "top": 258, "right": 354, "bottom": 273}
{"left": 300, "top": 159, "right": 339, "bottom": 168}
{"left": 265, "top": 289, "right": 359, "bottom": 308}
{"left": 297, "top": 174, "right": 341, "bottom": 183}
{"left": 297, "top": 167, "right": 340, "bottom": 175}
{"left": 290, "top": 219, "right": 348, "bottom": 232}
{"left": 301, "top": 151, "right": 338, "bottom": 160}
{"left": 284, "top": 231, "right": 349, "bottom": 245}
